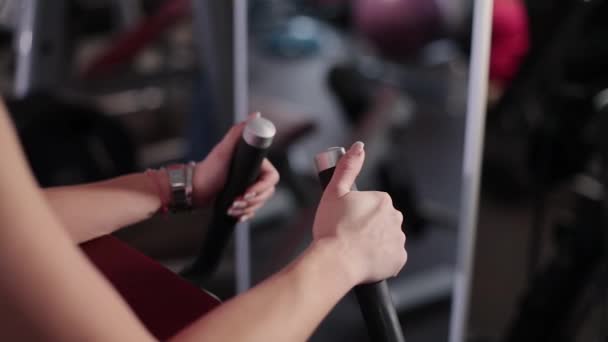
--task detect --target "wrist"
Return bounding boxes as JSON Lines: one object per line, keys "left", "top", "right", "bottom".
{"left": 145, "top": 168, "right": 171, "bottom": 213}
{"left": 192, "top": 161, "right": 209, "bottom": 208}
{"left": 308, "top": 238, "right": 361, "bottom": 288}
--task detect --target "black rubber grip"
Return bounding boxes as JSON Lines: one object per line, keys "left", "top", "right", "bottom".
{"left": 318, "top": 167, "right": 405, "bottom": 342}
{"left": 184, "top": 138, "right": 269, "bottom": 281}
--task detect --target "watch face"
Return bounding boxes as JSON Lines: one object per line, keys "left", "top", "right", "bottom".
{"left": 167, "top": 164, "right": 193, "bottom": 211}
{"left": 169, "top": 168, "right": 186, "bottom": 188}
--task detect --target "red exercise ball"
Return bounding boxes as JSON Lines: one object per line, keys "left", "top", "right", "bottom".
{"left": 490, "top": 0, "right": 530, "bottom": 86}
{"left": 354, "top": 0, "right": 442, "bottom": 58}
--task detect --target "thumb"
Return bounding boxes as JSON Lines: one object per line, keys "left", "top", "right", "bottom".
{"left": 326, "top": 141, "right": 365, "bottom": 198}
{"left": 213, "top": 112, "right": 261, "bottom": 158}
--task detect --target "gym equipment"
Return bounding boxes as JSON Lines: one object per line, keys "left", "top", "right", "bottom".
{"left": 315, "top": 147, "right": 406, "bottom": 342}
{"left": 468, "top": 0, "right": 608, "bottom": 341}
{"left": 82, "top": 0, "right": 189, "bottom": 79}
{"left": 14, "top": 0, "right": 68, "bottom": 98}
{"left": 183, "top": 116, "right": 276, "bottom": 283}
{"left": 449, "top": 0, "right": 494, "bottom": 341}
{"left": 326, "top": 63, "right": 375, "bottom": 125}
{"left": 485, "top": 0, "right": 607, "bottom": 277}
{"left": 7, "top": 92, "right": 136, "bottom": 187}
{"left": 82, "top": 235, "right": 221, "bottom": 340}
{"left": 502, "top": 89, "right": 608, "bottom": 342}
{"left": 377, "top": 161, "right": 427, "bottom": 235}
{"left": 353, "top": 0, "right": 442, "bottom": 59}
{"left": 327, "top": 64, "right": 429, "bottom": 235}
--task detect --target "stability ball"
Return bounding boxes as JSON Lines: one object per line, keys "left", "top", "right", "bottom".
{"left": 354, "top": 0, "right": 442, "bottom": 58}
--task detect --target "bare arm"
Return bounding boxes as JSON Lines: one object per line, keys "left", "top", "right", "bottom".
{"left": 0, "top": 103, "right": 346, "bottom": 341}
{"left": 171, "top": 239, "right": 355, "bottom": 342}
{"left": 172, "top": 142, "right": 408, "bottom": 342}
{"left": 0, "top": 103, "right": 155, "bottom": 341}
{"left": 45, "top": 113, "right": 279, "bottom": 244}
{"left": 0, "top": 101, "right": 405, "bottom": 341}
{"left": 44, "top": 173, "right": 166, "bottom": 243}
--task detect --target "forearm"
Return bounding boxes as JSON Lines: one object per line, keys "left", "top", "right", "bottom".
{"left": 171, "top": 239, "right": 355, "bottom": 342}
{"left": 44, "top": 171, "right": 169, "bottom": 243}
{"left": 0, "top": 104, "right": 155, "bottom": 341}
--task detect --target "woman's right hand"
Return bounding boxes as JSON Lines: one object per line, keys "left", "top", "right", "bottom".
{"left": 312, "top": 142, "right": 407, "bottom": 286}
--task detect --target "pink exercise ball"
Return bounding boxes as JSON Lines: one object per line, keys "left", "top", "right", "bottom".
{"left": 354, "top": 0, "right": 442, "bottom": 58}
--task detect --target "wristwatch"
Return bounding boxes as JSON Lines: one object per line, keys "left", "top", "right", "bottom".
{"left": 166, "top": 162, "right": 195, "bottom": 212}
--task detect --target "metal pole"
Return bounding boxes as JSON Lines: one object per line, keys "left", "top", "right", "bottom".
{"left": 14, "top": 0, "right": 38, "bottom": 97}
{"left": 14, "top": 0, "right": 66, "bottom": 98}
{"left": 191, "top": 0, "right": 234, "bottom": 136}
{"left": 192, "top": 0, "right": 251, "bottom": 293}
{"left": 232, "top": 0, "right": 251, "bottom": 294}
{"left": 448, "top": 1, "right": 493, "bottom": 342}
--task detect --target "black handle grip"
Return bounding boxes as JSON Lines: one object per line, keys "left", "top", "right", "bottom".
{"left": 318, "top": 166, "right": 405, "bottom": 342}
{"left": 183, "top": 118, "right": 275, "bottom": 281}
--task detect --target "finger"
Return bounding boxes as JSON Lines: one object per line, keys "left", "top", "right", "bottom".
{"left": 235, "top": 189, "right": 273, "bottom": 213}
{"left": 243, "top": 202, "right": 265, "bottom": 216}
{"left": 326, "top": 141, "right": 365, "bottom": 198}
{"left": 212, "top": 122, "right": 246, "bottom": 159}
{"left": 228, "top": 191, "right": 274, "bottom": 217}
{"left": 249, "top": 111, "right": 261, "bottom": 119}
{"left": 394, "top": 209, "right": 404, "bottom": 226}
{"left": 240, "top": 187, "right": 275, "bottom": 208}
{"left": 392, "top": 241, "right": 407, "bottom": 277}
{"left": 239, "top": 212, "right": 255, "bottom": 223}
{"left": 243, "top": 159, "right": 279, "bottom": 197}
{"left": 229, "top": 187, "right": 274, "bottom": 211}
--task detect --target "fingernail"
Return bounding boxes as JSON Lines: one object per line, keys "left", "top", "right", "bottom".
{"left": 249, "top": 112, "right": 261, "bottom": 119}
{"left": 350, "top": 141, "right": 365, "bottom": 154}
{"left": 227, "top": 208, "right": 244, "bottom": 216}
{"left": 232, "top": 200, "right": 248, "bottom": 209}
{"left": 244, "top": 192, "right": 257, "bottom": 201}
{"left": 239, "top": 215, "right": 250, "bottom": 223}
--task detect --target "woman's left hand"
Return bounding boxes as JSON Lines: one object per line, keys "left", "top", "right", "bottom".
{"left": 193, "top": 113, "right": 280, "bottom": 222}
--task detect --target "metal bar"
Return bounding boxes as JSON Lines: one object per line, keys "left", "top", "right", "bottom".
{"left": 448, "top": 1, "right": 494, "bottom": 342}
{"left": 14, "top": 0, "right": 66, "bottom": 98}
{"left": 14, "top": 0, "right": 38, "bottom": 97}
{"left": 391, "top": 266, "right": 454, "bottom": 312}
{"left": 82, "top": 0, "right": 188, "bottom": 79}
{"left": 191, "top": 0, "right": 234, "bottom": 136}
{"left": 233, "top": 0, "right": 250, "bottom": 294}
{"left": 192, "top": 0, "right": 251, "bottom": 293}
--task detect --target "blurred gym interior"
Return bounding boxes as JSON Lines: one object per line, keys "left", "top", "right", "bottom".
{"left": 2, "top": 0, "right": 607, "bottom": 341}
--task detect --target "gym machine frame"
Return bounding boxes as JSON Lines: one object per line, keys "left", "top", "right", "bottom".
{"left": 448, "top": 1, "right": 494, "bottom": 342}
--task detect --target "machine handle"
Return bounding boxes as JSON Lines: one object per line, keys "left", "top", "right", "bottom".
{"left": 183, "top": 117, "right": 276, "bottom": 281}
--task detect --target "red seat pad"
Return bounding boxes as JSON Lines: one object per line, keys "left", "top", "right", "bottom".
{"left": 81, "top": 235, "right": 220, "bottom": 340}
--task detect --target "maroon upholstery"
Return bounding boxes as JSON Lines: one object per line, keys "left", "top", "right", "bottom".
{"left": 81, "top": 235, "right": 220, "bottom": 340}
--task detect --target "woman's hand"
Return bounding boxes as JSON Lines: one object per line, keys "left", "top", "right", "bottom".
{"left": 312, "top": 142, "right": 407, "bottom": 284}
{"left": 193, "top": 113, "right": 279, "bottom": 222}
